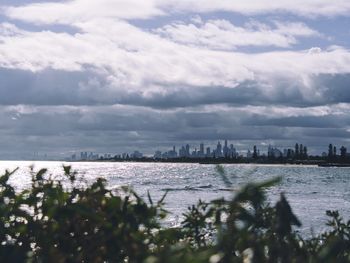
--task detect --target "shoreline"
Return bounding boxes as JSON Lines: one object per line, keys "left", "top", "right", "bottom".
{"left": 2, "top": 159, "right": 350, "bottom": 168}
{"left": 67, "top": 158, "right": 350, "bottom": 167}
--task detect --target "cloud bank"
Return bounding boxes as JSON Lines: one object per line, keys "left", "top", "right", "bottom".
{"left": 0, "top": 0, "right": 350, "bottom": 157}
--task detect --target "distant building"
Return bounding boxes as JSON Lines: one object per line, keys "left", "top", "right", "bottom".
{"left": 179, "top": 146, "right": 186, "bottom": 157}
{"left": 199, "top": 143, "right": 205, "bottom": 157}
{"left": 154, "top": 151, "right": 162, "bottom": 159}
{"left": 216, "top": 141, "right": 222, "bottom": 158}
{"left": 80, "top": 152, "right": 88, "bottom": 160}
{"left": 229, "top": 144, "right": 237, "bottom": 158}
{"left": 247, "top": 150, "right": 252, "bottom": 158}
{"left": 131, "top": 151, "right": 143, "bottom": 159}
{"left": 268, "top": 145, "right": 282, "bottom": 158}
{"left": 192, "top": 149, "right": 197, "bottom": 157}
{"left": 206, "top": 147, "right": 211, "bottom": 157}
{"left": 223, "top": 140, "right": 229, "bottom": 157}
{"left": 185, "top": 144, "right": 190, "bottom": 157}
{"left": 167, "top": 146, "right": 178, "bottom": 158}
{"left": 103, "top": 154, "right": 111, "bottom": 159}
{"left": 178, "top": 144, "right": 191, "bottom": 158}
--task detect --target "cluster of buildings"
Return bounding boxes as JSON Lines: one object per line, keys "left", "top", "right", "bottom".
{"left": 154, "top": 140, "right": 238, "bottom": 159}
{"left": 70, "top": 151, "right": 143, "bottom": 161}
{"left": 68, "top": 141, "right": 314, "bottom": 161}
{"left": 155, "top": 142, "right": 309, "bottom": 160}
{"left": 252, "top": 144, "right": 308, "bottom": 159}
{"left": 71, "top": 152, "right": 113, "bottom": 161}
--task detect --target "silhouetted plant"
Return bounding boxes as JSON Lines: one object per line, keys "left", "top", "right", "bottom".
{"left": 0, "top": 166, "right": 349, "bottom": 262}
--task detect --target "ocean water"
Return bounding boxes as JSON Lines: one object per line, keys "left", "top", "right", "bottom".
{"left": 1, "top": 161, "right": 350, "bottom": 235}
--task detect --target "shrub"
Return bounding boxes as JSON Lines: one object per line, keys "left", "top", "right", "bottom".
{"left": 0, "top": 166, "right": 349, "bottom": 262}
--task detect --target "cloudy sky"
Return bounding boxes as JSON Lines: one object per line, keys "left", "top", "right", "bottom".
{"left": 1, "top": 0, "right": 350, "bottom": 159}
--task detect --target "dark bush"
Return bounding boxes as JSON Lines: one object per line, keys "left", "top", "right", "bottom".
{"left": 0, "top": 166, "right": 349, "bottom": 262}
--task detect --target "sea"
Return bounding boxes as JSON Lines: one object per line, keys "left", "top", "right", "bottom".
{"left": 1, "top": 161, "right": 350, "bottom": 236}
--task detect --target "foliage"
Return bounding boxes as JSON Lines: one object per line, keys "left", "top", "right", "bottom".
{"left": 0, "top": 166, "right": 349, "bottom": 262}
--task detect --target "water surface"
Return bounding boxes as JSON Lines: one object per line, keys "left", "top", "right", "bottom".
{"left": 1, "top": 161, "right": 349, "bottom": 235}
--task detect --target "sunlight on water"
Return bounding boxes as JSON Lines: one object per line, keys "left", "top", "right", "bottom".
{"left": 0, "top": 161, "right": 349, "bottom": 234}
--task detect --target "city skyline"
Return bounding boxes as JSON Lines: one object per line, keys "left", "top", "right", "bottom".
{"left": 0, "top": 1, "right": 350, "bottom": 159}
{"left": 0, "top": 138, "right": 348, "bottom": 161}
{"left": 65, "top": 140, "right": 350, "bottom": 162}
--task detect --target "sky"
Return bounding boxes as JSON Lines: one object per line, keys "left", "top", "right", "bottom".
{"left": 0, "top": 0, "right": 350, "bottom": 159}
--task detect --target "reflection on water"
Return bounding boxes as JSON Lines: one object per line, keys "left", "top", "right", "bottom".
{"left": 1, "top": 161, "right": 350, "bottom": 235}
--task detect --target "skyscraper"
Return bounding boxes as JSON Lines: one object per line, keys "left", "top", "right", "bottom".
{"left": 230, "top": 144, "right": 237, "bottom": 158}
{"left": 223, "top": 140, "right": 229, "bottom": 157}
{"left": 206, "top": 147, "right": 211, "bottom": 157}
{"left": 185, "top": 144, "right": 190, "bottom": 157}
{"left": 199, "top": 143, "right": 204, "bottom": 157}
{"left": 216, "top": 141, "right": 222, "bottom": 157}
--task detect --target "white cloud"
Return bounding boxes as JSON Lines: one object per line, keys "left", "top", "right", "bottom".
{"left": 0, "top": 1, "right": 349, "bottom": 110}
{"left": 155, "top": 19, "right": 320, "bottom": 50}
{"left": 1, "top": 0, "right": 350, "bottom": 155}
{"left": 0, "top": 22, "right": 23, "bottom": 37}
{"left": 308, "top": 47, "right": 322, "bottom": 54}
{"left": 4, "top": 0, "right": 164, "bottom": 25}
{"left": 4, "top": 0, "right": 350, "bottom": 25}
{"left": 161, "top": 0, "right": 350, "bottom": 17}
{"left": 0, "top": 18, "right": 349, "bottom": 106}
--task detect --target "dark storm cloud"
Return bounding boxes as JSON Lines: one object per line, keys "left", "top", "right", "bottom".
{"left": 0, "top": 68, "right": 109, "bottom": 106}
{"left": 243, "top": 114, "right": 350, "bottom": 128}
{"left": 0, "top": 68, "right": 271, "bottom": 107}
{"left": 2, "top": 68, "right": 350, "bottom": 109}
{"left": 171, "top": 126, "right": 291, "bottom": 141}
{"left": 302, "top": 128, "right": 350, "bottom": 138}
{"left": 1, "top": 106, "right": 229, "bottom": 136}
{"left": 123, "top": 83, "right": 266, "bottom": 108}
{"left": 316, "top": 74, "right": 350, "bottom": 103}
{"left": 240, "top": 113, "right": 350, "bottom": 142}
{"left": 120, "top": 75, "right": 350, "bottom": 109}
{"left": 1, "top": 102, "right": 349, "bottom": 159}
{"left": 1, "top": 64, "right": 350, "bottom": 159}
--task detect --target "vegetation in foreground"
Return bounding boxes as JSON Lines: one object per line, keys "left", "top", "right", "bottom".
{"left": 0, "top": 166, "right": 349, "bottom": 262}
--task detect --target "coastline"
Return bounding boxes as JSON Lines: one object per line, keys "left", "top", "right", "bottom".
{"left": 67, "top": 157, "right": 350, "bottom": 167}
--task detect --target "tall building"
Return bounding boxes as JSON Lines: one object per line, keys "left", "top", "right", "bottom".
{"left": 154, "top": 151, "right": 162, "bottom": 159}
{"left": 80, "top": 152, "right": 88, "bottom": 160}
{"left": 206, "top": 147, "right": 211, "bottom": 157}
{"left": 200, "top": 143, "right": 204, "bottom": 153}
{"left": 247, "top": 149, "right": 252, "bottom": 158}
{"left": 229, "top": 144, "right": 237, "bottom": 158}
{"left": 168, "top": 146, "right": 177, "bottom": 158}
{"left": 216, "top": 141, "right": 222, "bottom": 158}
{"left": 131, "top": 151, "right": 143, "bottom": 159}
{"left": 185, "top": 144, "right": 190, "bottom": 157}
{"left": 179, "top": 146, "right": 186, "bottom": 157}
{"left": 192, "top": 148, "right": 197, "bottom": 157}
{"left": 199, "top": 143, "right": 204, "bottom": 157}
{"left": 268, "top": 145, "right": 282, "bottom": 158}
{"left": 223, "top": 140, "right": 229, "bottom": 157}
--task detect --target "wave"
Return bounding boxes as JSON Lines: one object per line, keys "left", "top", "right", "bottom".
{"left": 198, "top": 184, "right": 213, "bottom": 189}
{"left": 162, "top": 184, "right": 213, "bottom": 192}
{"left": 218, "top": 188, "right": 233, "bottom": 192}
